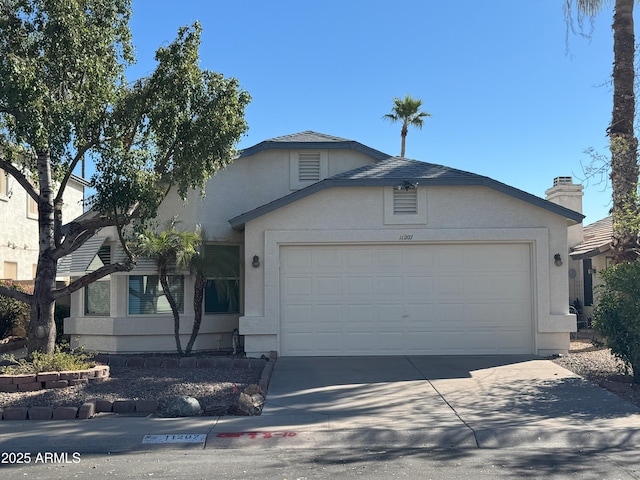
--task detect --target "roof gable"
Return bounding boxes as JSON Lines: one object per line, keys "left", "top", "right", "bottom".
{"left": 229, "top": 157, "right": 585, "bottom": 230}
{"left": 238, "top": 130, "right": 391, "bottom": 161}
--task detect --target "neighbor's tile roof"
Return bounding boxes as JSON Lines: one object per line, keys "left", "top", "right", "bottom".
{"left": 570, "top": 216, "right": 612, "bottom": 260}
{"left": 229, "top": 156, "right": 585, "bottom": 230}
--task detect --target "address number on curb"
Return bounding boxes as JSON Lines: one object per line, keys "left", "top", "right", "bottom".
{"left": 142, "top": 434, "right": 207, "bottom": 444}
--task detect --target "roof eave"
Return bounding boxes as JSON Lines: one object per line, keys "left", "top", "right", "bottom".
{"left": 229, "top": 176, "right": 585, "bottom": 230}
{"left": 238, "top": 140, "right": 391, "bottom": 161}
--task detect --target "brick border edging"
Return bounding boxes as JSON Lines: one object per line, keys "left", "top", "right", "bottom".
{"left": 0, "top": 365, "right": 110, "bottom": 393}
{"left": 0, "top": 351, "right": 278, "bottom": 421}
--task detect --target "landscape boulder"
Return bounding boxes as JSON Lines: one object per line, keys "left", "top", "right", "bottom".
{"left": 164, "top": 396, "right": 202, "bottom": 417}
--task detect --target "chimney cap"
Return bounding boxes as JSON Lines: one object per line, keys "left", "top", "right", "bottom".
{"left": 553, "top": 176, "right": 573, "bottom": 186}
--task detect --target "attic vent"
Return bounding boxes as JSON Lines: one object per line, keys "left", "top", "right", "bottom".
{"left": 393, "top": 189, "right": 418, "bottom": 214}
{"left": 553, "top": 176, "right": 573, "bottom": 186}
{"left": 298, "top": 153, "right": 321, "bottom": 182}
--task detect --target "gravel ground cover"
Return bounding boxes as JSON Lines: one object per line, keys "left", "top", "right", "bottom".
{"left": 2, "top": 334, "right": 640, "bottom": 417}
{"left": 0, "top": 355, "right": 266, "bottom": 416}
{"left": 552, "top": 331, "right": 640, "bottom": 409}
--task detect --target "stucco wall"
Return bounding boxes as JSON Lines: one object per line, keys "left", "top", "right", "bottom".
{"left": 240, "top": 185, "right": 574, "bottom": 357}
{"left": 65, "top": 147, "right": 378, "bottom": 353}
{"left": 0, "top": 176, "right": 84, "bottom": 281}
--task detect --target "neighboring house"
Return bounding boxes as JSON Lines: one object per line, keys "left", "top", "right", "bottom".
{"left": 64, "top": 131, "right": 584, "bottom": 357}
{"left": 569, "top": 215, "right": 613, "bottom": 323}
{"left": 544, "top": 175, "right": 614, "bottom": 325}
{"left": 0, "top": 167, "right": 87, "bottom": 281}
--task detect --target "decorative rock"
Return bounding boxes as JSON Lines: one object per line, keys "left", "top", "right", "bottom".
{"left": 164, "top": 396, "right": 202, "bottom": 417}
{"left": 234, "top": 391, "right": 265, "bottom": 416}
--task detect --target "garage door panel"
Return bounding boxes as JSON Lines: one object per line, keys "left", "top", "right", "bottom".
{"left": 280, "top": 244, "right": 533, "bottom": 355}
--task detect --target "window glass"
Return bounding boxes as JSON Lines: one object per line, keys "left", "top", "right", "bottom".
{"left": 85, "top": 281, "right": 110, "bottom": 315}
{"left": 203, "top": 245, "right": 240, "bottom": 314}
{"left": 128, "top": 275, "right": 184, "bottom": 315}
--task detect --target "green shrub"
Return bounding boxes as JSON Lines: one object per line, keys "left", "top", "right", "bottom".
{"left": 0, "top": 281, "right": 31, "bottom": 339}
{"left": 593, "top": 260, "right": 640, "bottom": 383}
{"left": 0, "top": 346, "right": 96, "bottom": 375}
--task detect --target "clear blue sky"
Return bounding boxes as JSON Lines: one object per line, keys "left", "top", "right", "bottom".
{"left": 123, "top": 0, "right": 620, "bottom": 224}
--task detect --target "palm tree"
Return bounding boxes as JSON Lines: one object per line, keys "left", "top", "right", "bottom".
{"left": 383, "top": 94, "right": 431, "bottom": 157}
{"left": 568, "top": 0, "right": 639, "bottom": 263}
{"left": 186, "top": 230, "right": 240, "bottom": 355}
{"left": 133, "top": 223, "right": 201, "bottom": 355}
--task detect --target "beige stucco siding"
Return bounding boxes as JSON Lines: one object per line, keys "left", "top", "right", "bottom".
{"left": 241, "top": 184, "right": 573, "bottom": 356}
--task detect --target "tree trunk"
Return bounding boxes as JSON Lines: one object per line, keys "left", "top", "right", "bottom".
{"left": 610, "top": 0, "right": 639, "bottom": 263}
{"left": 400, "top": 123, "right": 408, "bottom": 157}
{"left": 28, "top": 151, "right": 57, "bottom": 354}
{"left": 159, "top": 266, "right": 183, "bottom": 355}
{"left": 185, "top": 273, "right": 205, "bottom": 355}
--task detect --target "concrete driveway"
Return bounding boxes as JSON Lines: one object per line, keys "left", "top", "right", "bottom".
{"left": 241, "top": 355, "right": 640, "bottom": 449}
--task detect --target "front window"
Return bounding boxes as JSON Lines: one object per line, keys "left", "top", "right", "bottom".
{"left": 203, "top": 245, "right": 240, "bottom": 314}
{"left": 129, "top": 275, "right": 184, "bottom": 315}
{"left": 85, "top": 281, "right": 110, "bottom": 315}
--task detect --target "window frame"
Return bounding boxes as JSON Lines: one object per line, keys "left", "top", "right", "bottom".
{"left": 202, "top": 244, "right": 242, "bottom": 315}
{"left": 128, "top": 274, "right": 185, "bottom": 316}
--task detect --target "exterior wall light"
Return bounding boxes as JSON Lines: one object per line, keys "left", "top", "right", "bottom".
{"left": 394, "top": 181, "right": 418, "bottom": 191}
{"left": 554, "top": 253, "right": 563, "bottom": 267}
{"left": 252, "top": 255, "right": 260, "bottom": 268}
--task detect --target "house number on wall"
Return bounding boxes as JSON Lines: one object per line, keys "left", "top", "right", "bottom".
{"left": 399, "top": 235, "right": 413, "bottom": 241}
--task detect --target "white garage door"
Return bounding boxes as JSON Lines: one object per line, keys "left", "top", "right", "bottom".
{"left": 280, "top": 243, "right": 532, "bottom": 356}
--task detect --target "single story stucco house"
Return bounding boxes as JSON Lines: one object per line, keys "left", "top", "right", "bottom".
{"left": 63, "top": 131, "right": 583, "bottom": 357}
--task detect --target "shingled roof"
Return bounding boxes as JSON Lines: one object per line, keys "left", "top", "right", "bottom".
{"left": 570, "top": 216, "right": 612, "bottom": 260}
{"left": 238, "top": 130, "right": 390, "bottom": 161}
{"left": 229, "top": 156, "right": 585, "bottom": 230}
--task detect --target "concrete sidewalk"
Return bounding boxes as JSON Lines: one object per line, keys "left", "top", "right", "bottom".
{"left": 1, "top": 356, "right": 640, "bottom": 453}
